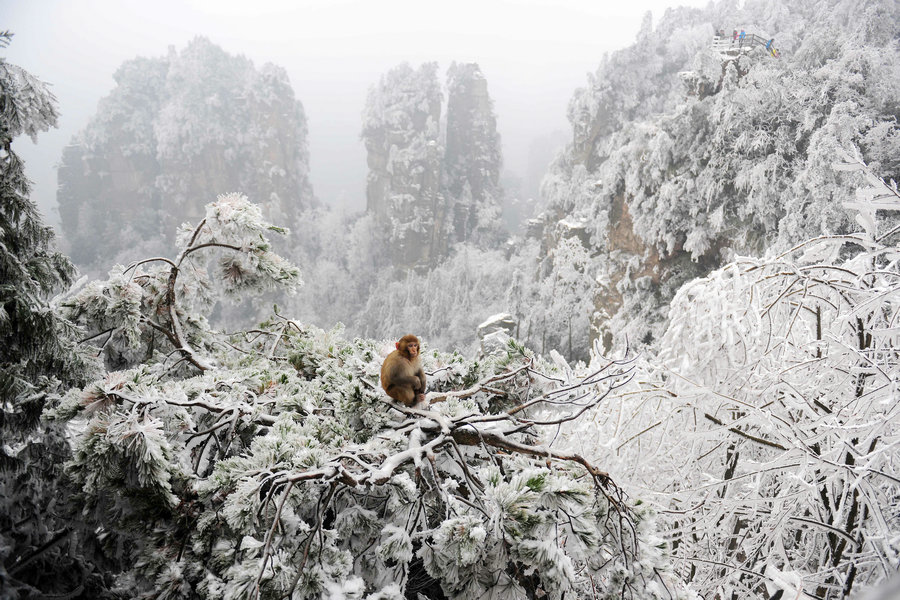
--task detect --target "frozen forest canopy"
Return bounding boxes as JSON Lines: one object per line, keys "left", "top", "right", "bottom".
{"left": 539, "top": 0, "right": 900, "bottom": 353}
{"left": 2, "top": 0, "right": 900, "bottom": 598}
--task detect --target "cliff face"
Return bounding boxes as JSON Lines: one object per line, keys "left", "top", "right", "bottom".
{"left": 443, "top": 63, "right": 503, "bottom": 246}
{"left": 58, "top": 38, "right": 316, "bottom": 273}
{"left": 539, "top": 0, "right": 900, "bottom": 349}
{"left": 362, "top": 62, "right": 504, "bottom": 269}
{"left": 362, "top": 62, "right": 446, "bottom": 268}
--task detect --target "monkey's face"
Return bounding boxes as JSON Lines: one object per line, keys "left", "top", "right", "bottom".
{"left": 397, "top": 335, "right": 420, "bottom": 359}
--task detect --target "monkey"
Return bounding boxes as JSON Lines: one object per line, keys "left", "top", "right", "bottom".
{"left": 380, "top": 334, "right": 427, "bottom": 407}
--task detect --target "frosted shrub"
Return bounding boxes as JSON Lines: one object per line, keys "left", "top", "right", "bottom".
{"left": 566, "top": 158, "right": 900, "bottom": 598}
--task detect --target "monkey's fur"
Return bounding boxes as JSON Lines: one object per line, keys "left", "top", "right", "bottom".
{"left": 380, "top": 334, "right": 426, "bottom": 407}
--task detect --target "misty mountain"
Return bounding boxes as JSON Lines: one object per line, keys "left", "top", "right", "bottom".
{"left": 362, "top": 61, "right": 504, "bottom": 269}
{"left": 57, "top": 37, "right": 316, "bottom": 275}
{"left": 48, "top": 0, "right": 900, "bottom": 361}
{"left": 312, "top": 0, "right": 900, "bottom": 362}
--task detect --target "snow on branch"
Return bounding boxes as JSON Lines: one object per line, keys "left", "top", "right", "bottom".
{"left": 61, "top": 193, "right": 300, "bottom": 373}
{"left": 565, "top": 155, "right": 900, "bottom": 598}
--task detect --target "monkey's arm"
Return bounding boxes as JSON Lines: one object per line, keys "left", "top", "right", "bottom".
{"left": 416, "top": 368, "right": 426, "bottom": 393}
{"left": 388, "top": 372, "right": 423, "bottom": 391}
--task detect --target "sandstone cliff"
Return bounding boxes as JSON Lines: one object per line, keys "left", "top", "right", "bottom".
{"left": 58, "top": 38, "right": 316, "bottom": 273}
{"left": 362, "top": 62, "right": 504, "bottom": 269}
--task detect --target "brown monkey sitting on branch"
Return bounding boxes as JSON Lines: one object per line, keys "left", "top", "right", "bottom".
{"left": 381, "top": 334, "right": 427, "bottom": 407}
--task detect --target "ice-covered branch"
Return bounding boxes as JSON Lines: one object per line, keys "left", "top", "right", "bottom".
{"left": 64, "top": 194, "right": 300, "bottom": 373}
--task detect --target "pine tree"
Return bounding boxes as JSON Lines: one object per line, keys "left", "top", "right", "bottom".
{"left": 0, "top": 31, "right": 103, "bottom": 597}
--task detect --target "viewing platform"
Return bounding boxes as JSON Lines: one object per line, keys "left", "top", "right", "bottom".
{"left": 711, "top": 32, "right": 779, "bottom": 58}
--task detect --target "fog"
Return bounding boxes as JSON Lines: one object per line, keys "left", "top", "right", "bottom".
{"left": 4, "top": 0, "right": 710, "bottom": 224}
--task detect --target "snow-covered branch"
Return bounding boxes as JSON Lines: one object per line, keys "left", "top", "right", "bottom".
{"left": 61, "top": 193, "right": 300, "bottom": 373}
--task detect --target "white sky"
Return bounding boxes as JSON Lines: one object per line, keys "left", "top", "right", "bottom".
{"left": 3, "top": 0, "right": 712, "bottom": 221}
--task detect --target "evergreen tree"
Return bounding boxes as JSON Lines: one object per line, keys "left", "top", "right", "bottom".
{"left": 0, "top": 32, "right": 104, "bottom": 597}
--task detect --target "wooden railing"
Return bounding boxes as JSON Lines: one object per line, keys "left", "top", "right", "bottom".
{"left": 711, "top": 33, "right": 777, "bottom": 56}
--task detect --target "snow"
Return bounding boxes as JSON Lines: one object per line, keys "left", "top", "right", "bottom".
{"left": 12, "top": 1, "right": 900, "bottom": 598}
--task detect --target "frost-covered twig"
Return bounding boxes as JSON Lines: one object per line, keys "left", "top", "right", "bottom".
{"left": 65, "top": 194, "right": 300, "bottom": 374}
{"left": 253, "top": 480, "right": 294, "bottom": 599}
{"left": 287, "top": 483, "right": 336, "bottom": 598}
{"left": 426, "top": 361, "right": 533, "bottom": 405}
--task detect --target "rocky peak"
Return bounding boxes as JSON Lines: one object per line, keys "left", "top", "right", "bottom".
{"left": 444, "top": 62, "right": 503, "bottom": 245}
{"left": 362, "top": 62, "right": 445, "bottom": 269}
{"left": 362, "top": 61, "right": 504, "bottom": 269}
{"left": 58, "top": 37, "right": 315, "bottom": 274}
